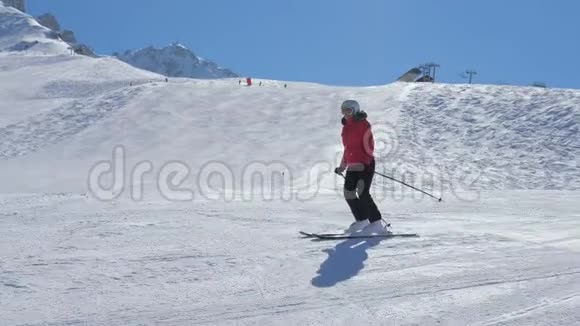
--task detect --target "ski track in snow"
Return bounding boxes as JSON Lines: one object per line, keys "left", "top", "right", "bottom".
{"left": 393, "top": 83, "right": 580, "bottom": 190}
{"left": 475, "top": 293, "right": 580, "bottom": 326}
{"left": 1, "top": 192, "right": 580, "bottom": 325}
{"left": 0, "top": 85, "right": 147, "bottom": 159}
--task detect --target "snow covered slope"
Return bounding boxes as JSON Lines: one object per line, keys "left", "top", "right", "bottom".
{"left": 1, "top": 190, "right": 579, "bottom": 325}
{"left": 116, "top": 43, "right": 239, "bottom": 79}
{"left": 394, "top": 83, "right": 580, "bottom": 190}
{"left": 0, "top": 66, "right": 578, "bottom": 195}
{"left": 0, "top": 55, "right": 165, "bottom": 127}
{"left": 0, "top": 2, "right": 70, "bottom": 55}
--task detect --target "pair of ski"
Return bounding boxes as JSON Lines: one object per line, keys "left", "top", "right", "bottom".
{"left": 299, "top": 231, "right": 418, "bottom": 240}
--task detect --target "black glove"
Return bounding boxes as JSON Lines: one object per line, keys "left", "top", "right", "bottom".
{"left": 334, "top": 166, "right": 345, "bottom": 175}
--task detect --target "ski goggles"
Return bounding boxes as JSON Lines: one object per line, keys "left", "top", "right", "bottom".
{"left": 341, "top": 107, "right": 354, "bottom": 115}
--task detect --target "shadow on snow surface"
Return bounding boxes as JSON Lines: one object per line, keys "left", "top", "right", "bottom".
{"left": 311, "top": 237, "right": 386, "bottom": 288}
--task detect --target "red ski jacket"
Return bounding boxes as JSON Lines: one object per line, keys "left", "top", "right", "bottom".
{"left": 341, "top": 111, "right": 375, "bottom": 167}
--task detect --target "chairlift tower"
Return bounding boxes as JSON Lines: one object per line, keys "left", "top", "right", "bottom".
{"left": 425, "top": 62, "right": 440, "bottom": 83}
{"left": 465, "top": 70, "right": 477, "bottom": 84}
{"left": 419, "top": 62, "right": 440, "bottom": 83}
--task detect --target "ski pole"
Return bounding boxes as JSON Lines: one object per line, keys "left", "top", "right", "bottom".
{"left": 374, "top": 171, "right": 443, "bottom": 202}
{"left": 335, "top": 169, "right": 442, "bottom": 202}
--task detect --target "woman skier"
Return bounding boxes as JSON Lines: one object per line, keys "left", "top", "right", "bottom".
{"left": 335, "top": 100, "right": 388, "bottom": 235}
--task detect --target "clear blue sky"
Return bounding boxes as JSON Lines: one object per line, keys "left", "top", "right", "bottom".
{"left": 27, "top": 0, "right": 580, "bottom": 88}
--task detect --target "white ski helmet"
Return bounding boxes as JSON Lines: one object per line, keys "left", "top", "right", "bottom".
{"left": 341, "top": 100, "right": 360, "bottom": 113}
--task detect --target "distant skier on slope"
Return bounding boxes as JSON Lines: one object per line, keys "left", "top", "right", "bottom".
{"left": 334, "top": 100, "right": 388, "bottom": 235}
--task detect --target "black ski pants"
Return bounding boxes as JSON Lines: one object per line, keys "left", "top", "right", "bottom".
{"left": 343, "top": 159, "right": 382, "bottom": 223}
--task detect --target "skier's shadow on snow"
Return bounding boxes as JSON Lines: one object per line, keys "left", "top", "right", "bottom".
{"left": 311, "top": 237, "right": 384, "bottom": 288}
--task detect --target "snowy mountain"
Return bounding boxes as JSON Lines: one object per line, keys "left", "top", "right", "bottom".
{"left": 0, "top": 3, "right": 70, "bottom": 54}
{"left": 35, "top": 12, "right": 95, "bottom": 56}
{"left": 115, "top": 43, "right": 239, "bottom": 79}
{"left": 1, "top": 4, "right": 580, "bottom": 325}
